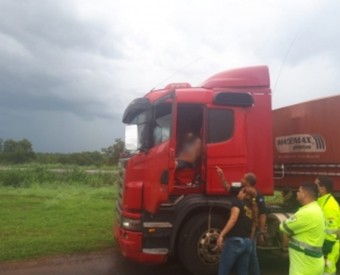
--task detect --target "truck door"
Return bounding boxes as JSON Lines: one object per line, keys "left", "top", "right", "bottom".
{"left": 170, "top": 103, "right": 204, "bottom": 194}
{"left": 205, "top": 107, "right": 247, "bottom": 194}
{"left": 142, "top": 99, "right": 175, "bottom": 213}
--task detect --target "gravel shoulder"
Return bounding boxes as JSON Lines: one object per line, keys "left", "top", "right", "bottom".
{"left": 0, "top": 248, "right": 190, "bottom": 275}
{"left": 0, "top": 248, "right": 289, "bottom": 275}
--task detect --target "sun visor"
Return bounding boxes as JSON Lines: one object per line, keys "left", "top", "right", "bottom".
{"left": 122, "top": 98, "right": 151, "bottom": 124}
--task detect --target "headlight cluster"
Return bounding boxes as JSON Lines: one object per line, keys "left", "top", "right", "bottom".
{"left": 121, "top": 216, "right": 142, "bottom": 231}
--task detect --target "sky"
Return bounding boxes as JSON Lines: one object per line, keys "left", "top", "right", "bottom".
{"left": 0, "top": 0, "right": 339, "bottom": 153}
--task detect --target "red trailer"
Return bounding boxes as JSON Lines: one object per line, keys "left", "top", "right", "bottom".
{"left": 264, "top": 96, "right": 340, "bottom": 258}
{"left": 273, "top": 95, "right": 340, "bottom": 193}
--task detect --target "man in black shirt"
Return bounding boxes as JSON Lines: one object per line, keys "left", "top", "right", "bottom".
{"left": 216, "top": 167, "right": 267, "bottom": 275}
{"left": 217, "top": 186, "right": 258, "bottom": 274}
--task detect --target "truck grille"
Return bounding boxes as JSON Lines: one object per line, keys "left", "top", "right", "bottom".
{"left": 117, "top": 157, "right": 129, "bottom": 207}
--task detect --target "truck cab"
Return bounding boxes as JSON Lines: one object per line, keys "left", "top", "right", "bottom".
{"left": 114, "top": 65, "right": 273, "bottom": 275}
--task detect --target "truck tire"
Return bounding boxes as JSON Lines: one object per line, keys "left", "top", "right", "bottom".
{"left": 178, "top": 213, "right": 226, "bottom": 275}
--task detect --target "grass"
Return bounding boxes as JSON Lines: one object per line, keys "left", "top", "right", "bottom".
{"left": 0, "top": 167, "right": 118, "bottom": 262}
{"left": 0, "top": 165, "right": 117, "bottom": 188}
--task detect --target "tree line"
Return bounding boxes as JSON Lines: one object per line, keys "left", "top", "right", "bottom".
{"left": 0, "top": 138, "right": 125, "bottom": 166}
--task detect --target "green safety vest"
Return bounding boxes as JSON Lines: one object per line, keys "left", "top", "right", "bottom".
{"left": 280, "top": 201, "right": 325, "bottom": 275}
{"left": 317, "top": 194, "right": 340, "bottom": 242}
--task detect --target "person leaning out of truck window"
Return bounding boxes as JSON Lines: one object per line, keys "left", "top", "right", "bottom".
{"left": 280, "top": 182, "right": 325, "bottom": 275}
{"left": 174, "top": 133, "right": 202, "bottom": 186}
{"left": 216, "top": 167, "right": 266, "bottom": 275}
{"left": 315, "top": 176, "right": 340, "bottom": 275}
{"left": 175, "top": 132, "right": 202, "bottom": 169}
{"left": 217, "top": 186, "right": 258, "bottom": 275}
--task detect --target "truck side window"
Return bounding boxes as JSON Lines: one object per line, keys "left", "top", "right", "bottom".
{"left": 207, "top": 109, "right": 234, "bottom": 143}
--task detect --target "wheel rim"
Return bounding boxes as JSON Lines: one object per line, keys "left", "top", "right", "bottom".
{"left": 197, "top": 227, "right": 221, "bottom": 265}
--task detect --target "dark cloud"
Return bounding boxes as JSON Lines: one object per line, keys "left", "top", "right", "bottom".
{"left": 0, "top": 0, "right": 119, "bottom": 57}
{"left": 1, "top": 0, "right": 339, "bottom": 152}
{"left": 0, "top": 0, "right": 128, "bottom": 152}
{"left": 0, "top": 109, "right": 124, "bottom": 153}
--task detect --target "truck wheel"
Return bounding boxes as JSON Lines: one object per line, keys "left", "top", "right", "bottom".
{"left": 178, "top": 213, "right": 226, "bottom": 275}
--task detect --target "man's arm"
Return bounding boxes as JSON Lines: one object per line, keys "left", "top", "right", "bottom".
{"left": 257, "top": 195, "right": 267, "bottom": 244}
{"left": 216, "top": 166, "right": 230, "bottom": 193}
{"left": 258, "top": 213, "right": 266, "bottom": 233}
{"left": 324, "top": 197, "right": 340, "bottom": 240}
{"left": 256, "top": 193, "right": 267, "bottom": 232}
{"left": 217, "top": 206, "right": 240, "bottom": 248}
{"left": 280, "top": 210, "right": 305, "bottom": 236}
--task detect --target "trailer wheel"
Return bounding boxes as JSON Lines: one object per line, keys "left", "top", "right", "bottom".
{"left": 178, "top": 213, "right": 226, "bottom": 275}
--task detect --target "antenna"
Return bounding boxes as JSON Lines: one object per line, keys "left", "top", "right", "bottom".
{"left": 151, "top": 57, "right": 202, "bottom": 91}
{"left": 273, "top": 32, "right": 300, "bottom": 93}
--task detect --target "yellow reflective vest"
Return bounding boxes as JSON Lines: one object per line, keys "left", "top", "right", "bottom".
{"left": 280, "top": 201, "right": 325, "bottom": 275}
{"left": 317, "top": 194, "right": 340, "bottom": 242}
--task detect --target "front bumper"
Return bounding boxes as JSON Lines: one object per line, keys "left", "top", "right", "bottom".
{"left": 113, "top": 221, "right": 168, "bottom": 263}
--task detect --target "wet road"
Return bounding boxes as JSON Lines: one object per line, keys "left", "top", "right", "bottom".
{"left": 0, "top": 248, "right": 289, "bottom": 275}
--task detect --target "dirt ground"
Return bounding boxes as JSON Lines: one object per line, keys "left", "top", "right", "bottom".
{"left": 0, "top": 248, "right": 289, "bottom": 275}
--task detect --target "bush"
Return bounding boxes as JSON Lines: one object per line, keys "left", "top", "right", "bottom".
{"left": 0, "top": 169, "right": 30, "bottom": 187}
{"left": 0, "top": 165, "right": 117, "bottom": 188}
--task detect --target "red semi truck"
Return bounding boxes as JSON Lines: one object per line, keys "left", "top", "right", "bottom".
{"left": 113, "top": 65, "right": 340, "bottom": 275}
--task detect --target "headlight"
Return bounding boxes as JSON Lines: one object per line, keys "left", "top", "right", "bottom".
{"left": 121, "top": 216, "right": 142, "bottom": 231}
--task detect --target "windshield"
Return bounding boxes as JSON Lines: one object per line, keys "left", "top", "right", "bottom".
{"left": 125, "top": 101, "right": 172, "bottom": 151}
{"left": 153, "top": 102, "right": 172, "bottom": 146}
{"left": 128, "top": 109, "right": 151, "bottom": 150}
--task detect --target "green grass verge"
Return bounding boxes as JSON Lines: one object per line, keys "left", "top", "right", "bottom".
{"left": 0, "top": 184, "right": 118, "bottom": 261}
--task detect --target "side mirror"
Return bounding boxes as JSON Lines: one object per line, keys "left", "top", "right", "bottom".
{"left": 125, "top": 125, "right": 138, "bottom": 151}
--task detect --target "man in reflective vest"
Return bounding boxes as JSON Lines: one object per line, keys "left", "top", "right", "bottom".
{"left": 315, "top": 176, "right": 340, "bottom": 275}
{"left": 280, "top": 182, "right": 325, "bottom": 275}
